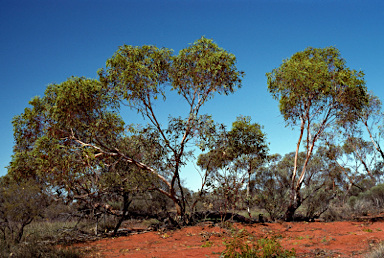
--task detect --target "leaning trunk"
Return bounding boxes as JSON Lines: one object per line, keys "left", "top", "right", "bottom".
{"left": 113, "top": 192, "right": 131, "bottom": 236}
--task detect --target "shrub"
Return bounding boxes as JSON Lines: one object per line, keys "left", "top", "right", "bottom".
{"left": 0, "top": 238, "right": 81, "bottom": 258}
{"left": 142, "top": 218, "right": 161, "bottom": 228}
{"left": 97, "top": 215, "right": 118, "bottom": 233}
{"left": 0, "top": 178, "right": 51, "bottom": 244}
{"left": 353, "top": 199, "right": 374, "bottom": 216}
{"left": 348, "top": 196, "right": 358, "bottom": 209}
{"left": 255, "top": 191, "right": 287, "bottom": 221}
{"left": 42, "top": 201, "right": 74, "bottom": 221}
{"left": 22, "top": 220, "right": 81, "bottom": 242}
{"left": 300, "top": 184, "right": 337, "bottom": 220}
{"left": 221, "top": 228, "right": 296, "bottom": 258}
{"left": 365, "top": 242, "right": 384, "bottom": 258}
{"left": 362, "top": 184, "right": 384, "bottom": 208}
{"left": 129, "top": 191, "right": 173, "bottom": 214}
{"left": 320, "top": 202, "right": 353, "bottom": 222}
{"left": 348, "top": 183, "right": 384, "bottom": 216}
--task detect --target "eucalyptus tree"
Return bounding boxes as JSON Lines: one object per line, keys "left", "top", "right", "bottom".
{"left": 252, "top": 153, "right": 288, "bottom": 221}
{"left": 266, "top": 46, "right": 369, "bottom": 221}
{"left": 9, "top": 77, "right": 135, "bottom": 229}
{"left": 98, "top": 37, "right": 243, "bottom": 219}
{"left": 338, "top": 93, "right": 384, "bottom": 185}
{"left": 355, "top": 93, "right": 384, "bottom": 159}
{"left": 9, "top": 37, "right": 244, "bottom": 222}
{"left": 197, "top": 116, "right": 268, "bottom": 216}
{"left": 342, "top": 136, "right": 377, "bottom": 182}
{"left": 253, "top": 149, "right": 338, "bottom": 221}
{"left": 9, "top": 77, "right": 121, "bottom": 194}
{"left": 321, "top": 132, "right": 378, "bottom": 201}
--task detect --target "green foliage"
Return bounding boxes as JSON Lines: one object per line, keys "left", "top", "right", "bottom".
{"left": 319, "top": 201, "right": 352, "bottom": 221}
{"left": 171, "top": 36, "right": 243, "bottom": 97}
{"left": 198, "top": 116, "right": 268, "bottom": 170}
{"left": 267, "top": 46, "right": 367, "bottom": 126}
{"left": 253, "top": 148, "right": 341, "bottom": 221}
{"left": 99, "top": 37, "right": 243, "bottom": 218}
{"left": 348, "top": 183, "right": 384, "bottom": 215}
{"left": 348, "top": 196, "right": 358, "bottom": 208}
{"left": 0, "top": 177, "right": 51, "bottom": 244}
{"left": 351, "top": 199, "right": 372, "bottom": 216}
{"left": 197, "top": 116, "right": 268, "bottom": 213}
{"left": 130, "top": 191, "right": 173, "bottom": 214}
{"left": 253, "top": 154, "right": 289, "bottom": 221}
{"left": 9, "top": 76, "right": 124, "bottom": 188}
{"left": 10, "top": 37, "right": 244, "bottom": 222}
{"left": 221, "top": 228, "right": 295, "bottom": 258}
{"left": 201, "top": 241, "right": 213, "bottom": 248}
{"left": 360, "top": 183, "right": 384, "bottom": 206}
{"left": 300, "top": 184, "right": 334, "bottom": 219}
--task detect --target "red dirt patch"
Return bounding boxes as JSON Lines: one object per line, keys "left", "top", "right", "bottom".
{"left": 75, "top": 221, "right": 384, "bottom": 257}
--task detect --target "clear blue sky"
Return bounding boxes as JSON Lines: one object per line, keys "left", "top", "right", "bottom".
{"left": 1, "top": 0, "right": 383, "bottom": 190}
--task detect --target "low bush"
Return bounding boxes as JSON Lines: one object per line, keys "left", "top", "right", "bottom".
{"left": 141, "top": 218, "right": 161, "bottom": 228}
{"left": 0, "top": 179, "right": 51, "bottom": 244}
{"left": 300, "top": 184, "right": 336, "bottom": 220}
{"left": 348, "top": 195, "right": 358, "bottom": 208}
{"left": 129, "top": 191, "right": 173, "bottom": 215}
{"left": 320, "top": 203, "right": 353, "bottom": 221}
{"left": 0, "top": 238, "right": 81, "bottom": 258}
{"left": 22, "top": 220, "right": 82, "bottom": 242}
{"left": 0, "top": 218, "right": 92, "bottom": 258}
{"left": 97, "top": 215, "right": 118, "bottom": 233}
{"left": 361, "top": 184, "right": 384, "bottom": 206}
{"left": 348, "top": 183, "right": 384, "bottom": 216}
{"left": 221, "top": 228, "right": 295, "bottom": 258}
{"left": 365, "top": 242, "right": 384, "bottom": 258}
{"left": 353, "top": 199, "right": 374, "bottom": 216}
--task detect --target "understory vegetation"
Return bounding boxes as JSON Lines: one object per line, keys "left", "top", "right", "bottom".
{"left": 3, "top": 37, "right": 384, "bottom": 256}
{"left": 221, "top": 228, "right": 296, "bottom": 258}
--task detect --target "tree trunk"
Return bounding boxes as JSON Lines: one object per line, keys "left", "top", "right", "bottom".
{"left": 113, "top": 192, "right": 131, "bottom": 236}
{"left": 364, "top": 121, "right": 384, "bottom": 160}
{"left": 246, "top": 168, "right": 252, "bottom": 218}
{"left": 284, "top": 189, "right": 301, "bottom": 221}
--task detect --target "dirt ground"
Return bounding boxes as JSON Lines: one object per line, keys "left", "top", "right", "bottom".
{"left": 74, "top": 220, "right": 384, "bottom": 258}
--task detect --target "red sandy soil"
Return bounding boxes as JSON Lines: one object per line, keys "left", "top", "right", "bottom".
{"left": 75, "top": 220, "right": 384, "bottom": 258}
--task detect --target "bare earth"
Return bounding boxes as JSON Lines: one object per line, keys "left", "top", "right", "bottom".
{"left": 75, "top": 220, "right": 384, "bottom": 257}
